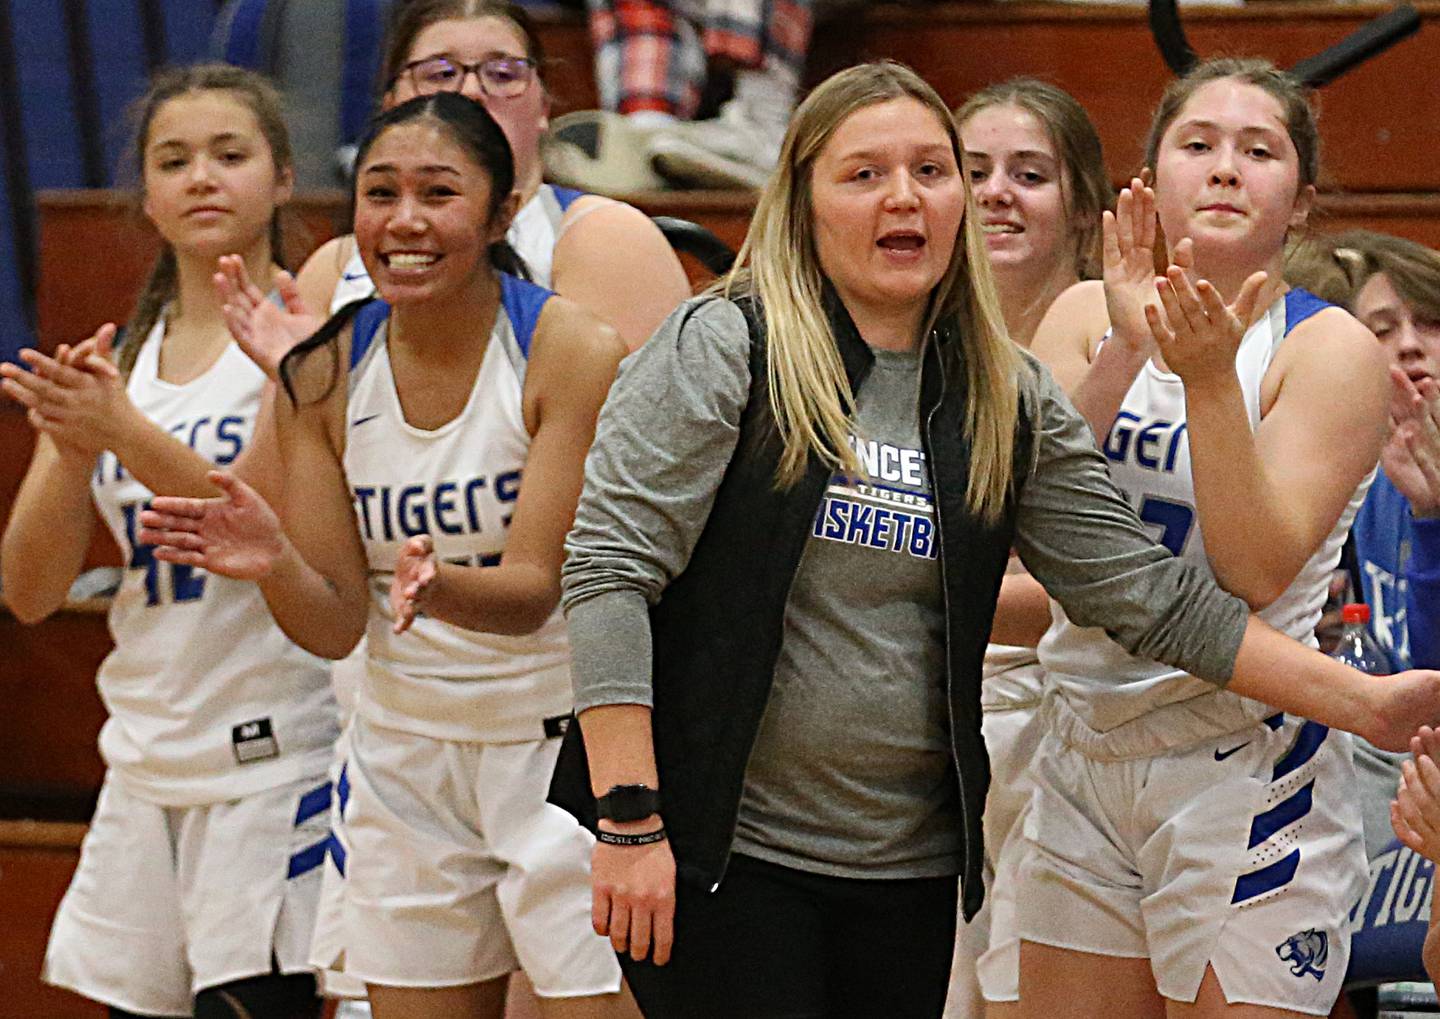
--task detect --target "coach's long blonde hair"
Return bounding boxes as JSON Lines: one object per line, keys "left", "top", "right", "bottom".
{"left": 722, "top": 61, "right": 1023, "bottom": 523}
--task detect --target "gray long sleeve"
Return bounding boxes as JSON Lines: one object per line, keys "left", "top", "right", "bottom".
{"left": 563, "top": 308, "right": 1252, "bottom": 715}
{"left": 1012, "top": 364, "right": 1249, "bottom": 684}
{"left": 562, "top": 297, "right": 753, "bottom": 712}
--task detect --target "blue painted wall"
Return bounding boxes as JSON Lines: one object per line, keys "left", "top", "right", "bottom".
{"left": 1, "top": 0, "right": 220, "bottom": 365}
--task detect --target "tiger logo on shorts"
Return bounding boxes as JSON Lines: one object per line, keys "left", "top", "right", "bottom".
{"left": 1276, "top": 928, "right": 1328, "bottom": 980}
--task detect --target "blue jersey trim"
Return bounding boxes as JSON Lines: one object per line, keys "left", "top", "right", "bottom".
{"left": 327, "top": 831, "right": 348, "bottom": 877}
{"left": 549, "top": 185, "right": 586, "bottom": 211}
{"left": 287, "top": 836, "right": 331, "bottom": 879}
{"left": 294, "top": 780, "right": 333, "bottom": 826}
{"left": 500, "top": 273, "right": 554, "bottom": 359}
{"left": 1284, "top": 288, "right": 1330, "bottom": 336}
{"left": 347, "top": 279, "right": 549, "bottom": 365}
{"left": 1273, "top": 720, "right": 1328, "bottom": 781}
{"left": 1232, "top": 847, "right": 1301, "bottom": 903}
{"left": 1248, "top": 779, "right": 1314, "bottom": 849}
{"left": 349, "top": 299, "right": 391, "bottom": 371}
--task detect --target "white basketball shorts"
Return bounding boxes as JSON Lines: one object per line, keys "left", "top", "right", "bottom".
{"left": 1014, "top": 712, "right": 1366, "bottom": 1015}
{"left": 308, "top": 720, "right": 368, "bottom": 1000}
{"left": 43, "top": 769, "right": 330, "bottom": 1016}
{"left": 971, "top": 701, "right": 1045, "bottom": 1005}
{"left": 338, "top": 715, "right": 621, "bottom": 996}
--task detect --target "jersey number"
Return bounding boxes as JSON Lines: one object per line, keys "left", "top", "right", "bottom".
{"left": 1138, "top": 496, "right": 1196, "bottom": 557}
{"left": 122, "top": 503, "right": 206, "bottom": 607}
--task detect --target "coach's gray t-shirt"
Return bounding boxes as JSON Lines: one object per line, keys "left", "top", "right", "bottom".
{"left": 734, "top": 347, "right": 960, "bottom": 879}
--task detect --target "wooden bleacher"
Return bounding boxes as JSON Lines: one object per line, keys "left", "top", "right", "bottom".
{"left": 5, "top": 2, "right": 1440, "bottom": 1011}
{"left": 32, "top": 187, "right": 1440, "bottom": 353}
{"left": 0, "top": 821, "right": 105, "bottom": 1017}
{"left": 0, "top": 600, "right": 109, "bottom": 1015}
{"left": 811, "top": 2, "right": 1440, "bottom": 193}
{"left": 25, "top": 2, "right": 1440, "bottom": 349}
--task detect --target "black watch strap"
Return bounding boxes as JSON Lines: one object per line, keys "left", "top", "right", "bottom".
{"left": 595, "top": 783, "right": 662, "bottom": 823}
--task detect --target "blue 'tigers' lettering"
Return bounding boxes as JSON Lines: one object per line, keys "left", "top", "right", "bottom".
{"left": 352, "top": 470, "right": 523, "bottom": 543}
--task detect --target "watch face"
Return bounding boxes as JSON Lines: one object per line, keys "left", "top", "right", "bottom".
{"left": 599, "top": 784, "right": 661, "bottom": 822}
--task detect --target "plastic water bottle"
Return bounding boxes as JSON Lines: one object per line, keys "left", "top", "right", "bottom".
{"left": 1330, "top": 603, "right": 1391, "bottom": 675}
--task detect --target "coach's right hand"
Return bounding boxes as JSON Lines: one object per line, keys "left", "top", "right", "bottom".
{"left": 592, "top": 824, "right": 676, "bottom": 966}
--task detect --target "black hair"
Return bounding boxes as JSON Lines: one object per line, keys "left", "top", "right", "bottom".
{"left": 281, "top": 92, "right": 521, "bottom": 404}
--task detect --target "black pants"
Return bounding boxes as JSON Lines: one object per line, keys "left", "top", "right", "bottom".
{"left": 621, "top": 853, "right": 958, "bottom": 1019}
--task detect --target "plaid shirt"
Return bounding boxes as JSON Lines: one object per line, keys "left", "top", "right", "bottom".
{"left": 588, "top": 0, "right": 813, "bottom": 116}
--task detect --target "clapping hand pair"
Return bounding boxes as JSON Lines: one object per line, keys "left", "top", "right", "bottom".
{"left": 0, "top": 325, "right": 127, "bottom": 460}
{"left": 1103, "top": 176, "right": 1268, "bottom": 384}
{"left": 0, "top": 256, "right": 316, "bottom": 453}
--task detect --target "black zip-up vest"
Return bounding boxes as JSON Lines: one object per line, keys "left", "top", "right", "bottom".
{"left": 551, "top": 292, "right": 1032, "bottom": 920}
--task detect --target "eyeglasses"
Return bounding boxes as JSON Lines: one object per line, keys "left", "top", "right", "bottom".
{"left": 395, "top": 56, "right": 537, "bottom": 100}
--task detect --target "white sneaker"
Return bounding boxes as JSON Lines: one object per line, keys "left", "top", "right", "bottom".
{"left": 648, "top": 102, "right": 786, "bottom": 191}
{"left": 544, "top": 110, "right": 670, "bottom": 194}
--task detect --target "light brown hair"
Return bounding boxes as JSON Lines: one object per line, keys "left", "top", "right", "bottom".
{"left": 1334, "top": 230, "right": 1440, "bottom": 322}
{"left": 120, "top": 63, "right": 293, "bottom": 375}
{"left": 956, "top": 78, "right": 1112, "bottom": 279}
{"left": 379, "top": 0, "right": 544, "bottom": 96}
{"left": 1143, "top": 57, "right": 1320, "bottom": 191}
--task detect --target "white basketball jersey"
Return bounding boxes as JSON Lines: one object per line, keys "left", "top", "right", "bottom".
{"left": 1039, "top": 290, "right": 1374, "bottom": 757}
{"left": 328, "top": 183, "right": 584, "bottom": 312}
{"left": 342, "top": 275, "right": 573, "bottom": 741}
{"left": 90, "top": 321, "right": 338, "bottom": 805}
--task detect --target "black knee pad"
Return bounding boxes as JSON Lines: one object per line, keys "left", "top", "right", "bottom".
{"left": 193, "top": 970, "right": 320, "bottom": 1019}
{"left": 109, "top": 1009, "right": 185, "bottom": 1019}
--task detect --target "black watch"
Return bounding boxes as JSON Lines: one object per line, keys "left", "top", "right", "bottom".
{"left": 596, "top": 783, "right": 662, "bottom": 823}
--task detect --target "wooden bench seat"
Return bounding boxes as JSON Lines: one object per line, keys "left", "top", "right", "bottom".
{"left": 32, "top": 187, "right": 1440, "bottom": 350}
{"left": 0, "top": 599, "right": 111, "bottom": 819}
{"left": 0, "top": 820, "right": 105, "bottom": 1018}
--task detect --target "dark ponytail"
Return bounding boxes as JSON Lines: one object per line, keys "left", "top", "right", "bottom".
{"left": 491, "top": 239, "right": 529, "bottom": 280}
{"left": 118, "top": 249, "right": 178, "bottom": 376}
{"left": 279, "top": 296, "right": 375, "bottom": 405}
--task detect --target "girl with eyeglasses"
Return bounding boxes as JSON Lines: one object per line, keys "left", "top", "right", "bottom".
{"left": 141, "top": 93, "right": 640, "bottom": 1019}
{"left": 225, "top": 0, "right": 688, "bottom": 362}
